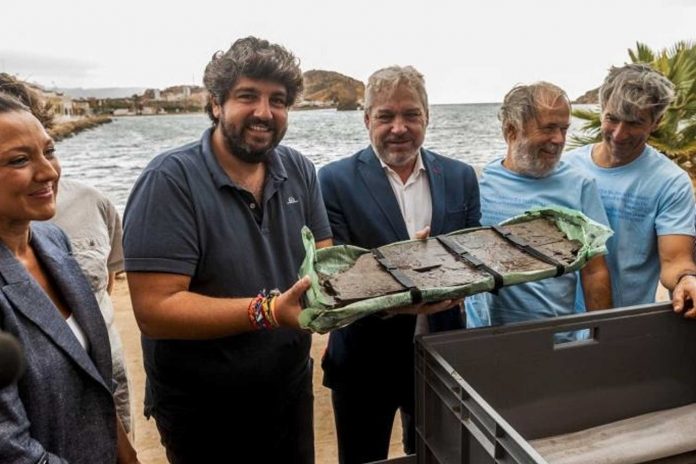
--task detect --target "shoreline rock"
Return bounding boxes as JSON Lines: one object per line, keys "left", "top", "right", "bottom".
{"left": 295, "top": 70, "right": 365, "bottom": 111}
{"left": 574, "top": 88, "right": 599, "bottom": 105}
{"left": 49, "top": 115, "right": 113, "bottom": 141}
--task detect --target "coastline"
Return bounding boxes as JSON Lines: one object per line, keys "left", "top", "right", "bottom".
{"left": 50, "top": 115, "right": 112, "bottom": 141}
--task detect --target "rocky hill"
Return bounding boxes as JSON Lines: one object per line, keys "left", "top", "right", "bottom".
{"left": 296, "top": 70, "right": 364, "bottom": 111}
{"left": 574, "top": 87, "right": 599, "bottom": 104}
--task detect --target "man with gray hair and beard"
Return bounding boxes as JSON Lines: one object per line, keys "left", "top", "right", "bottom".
{"left": 565, "top": 64, "right": 696, "bottom": 316}
{"left": 466, "top": 82, "right": 612, "bottom": 334}
{"left": 319, "top": 65, "right": 480, "bottom": 464}
{"left": 123, "top": 37, "right": 332, "bottom": 463}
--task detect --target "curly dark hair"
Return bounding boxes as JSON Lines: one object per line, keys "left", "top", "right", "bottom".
{"left": 0, "top": 73, "right": 55, "bottom": 128}
{"left": 203, "top": 36, "right": 303, "bottom": 124}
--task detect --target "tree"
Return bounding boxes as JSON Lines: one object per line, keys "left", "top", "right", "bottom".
{"left": 570, "top": 41, "right": 696, "bottom": 176}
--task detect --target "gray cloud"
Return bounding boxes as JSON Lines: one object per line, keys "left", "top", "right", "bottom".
{"left": 0, "top": 50, "right": 97, "bottom": 86}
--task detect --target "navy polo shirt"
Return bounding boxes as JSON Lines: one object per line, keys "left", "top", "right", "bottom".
{"left": 123, "top": 127, "right": 331, "bottom": 413}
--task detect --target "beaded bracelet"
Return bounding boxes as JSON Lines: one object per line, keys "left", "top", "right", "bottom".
{"left": 263, "top": 295, "right": 279, "bottom": 327}
{"left": 247, "top": 294, "right": 265, "bottom": 330}
{"left": 269, "top": 295, "right": 279, "bottom": 326}
{"left": 247, "top": 290, "right": 281, "bottom": 330}
{"left": 269, "top": 288, "right": 281, "bottom": 325}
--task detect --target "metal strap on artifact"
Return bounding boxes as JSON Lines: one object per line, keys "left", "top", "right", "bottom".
{"left": 371, "top": 248, "right": 423, "bottom": 304}
{"left": 490, "top": 225, "right": 565, "bottom": 277}
{"left": 436, "top": 235, "right": 505, "bottom": 290}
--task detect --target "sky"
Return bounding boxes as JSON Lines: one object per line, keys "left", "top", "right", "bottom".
{"left": 1, "top": 0, "right": 694, "bottom": 104}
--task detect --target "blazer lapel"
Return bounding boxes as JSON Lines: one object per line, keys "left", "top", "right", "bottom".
{"left": 0, "top": 232, "right": 111, "bottom": 391}
{"left": 423, "top": 149, "right": 446, "bottom": 235}
{"left": 357, "top": 147, "right": 409, "bottom": 239}
{"left": 37, "top": 236, "right": 112, "bottom": 388}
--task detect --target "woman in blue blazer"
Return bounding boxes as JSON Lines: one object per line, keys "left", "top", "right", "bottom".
{"left": 0, "top": 93, "right": 138, "bottom": 463}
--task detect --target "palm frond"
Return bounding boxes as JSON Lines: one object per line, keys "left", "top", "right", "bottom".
{"left": 629, "top": 42, "right": 656, "bottom": 63}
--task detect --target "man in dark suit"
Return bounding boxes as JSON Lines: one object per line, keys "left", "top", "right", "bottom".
{"left": 319, "top": 65, "right": 480, "bottom": 464}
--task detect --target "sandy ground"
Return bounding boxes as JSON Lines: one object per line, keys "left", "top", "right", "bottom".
{"left": 111, "top": 276, "right": 405, "bottom": 463}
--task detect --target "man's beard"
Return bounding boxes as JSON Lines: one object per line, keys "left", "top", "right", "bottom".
{"left": 374, "top": 137, "right": 420, "bottom": 168}
{"left": 511, "top": 138, "right": 562, "bottom": 178}
{"left": 219, "top": 116, "right": 286, "bottom": 164}
{"left": 375, "top": 148, "right": 419, "bottom": 168}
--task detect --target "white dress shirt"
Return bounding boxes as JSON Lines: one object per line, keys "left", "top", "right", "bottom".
{"left": 376, "top": 150, "right": 432, "bottom": 238}
{"left": 376, "top": 150, "right": 435, "bottom": 335}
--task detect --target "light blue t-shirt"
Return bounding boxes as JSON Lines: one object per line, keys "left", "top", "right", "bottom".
{"left": 465, "top": 158, "right": 609, "bottom": 336}
{"left": 565, "top": 144, "right": 696, "bottom": 307}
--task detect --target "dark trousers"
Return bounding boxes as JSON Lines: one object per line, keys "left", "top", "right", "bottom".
{"left": 331, "top": 387, "right": 415, "bottom": 464}
{"left": 153, "top": 365, "right": 315, "bottom": 464}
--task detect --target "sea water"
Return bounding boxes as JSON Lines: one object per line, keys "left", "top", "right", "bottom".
{"left": 55, "top": 103, "right": 591, "bottom": 212}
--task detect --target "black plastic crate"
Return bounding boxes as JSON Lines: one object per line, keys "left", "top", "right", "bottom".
{"left": 415, "top": 303, "right": 696, "bottom": 463}
{"left": 369, "top": 456, "right": 416, "bottom": 464}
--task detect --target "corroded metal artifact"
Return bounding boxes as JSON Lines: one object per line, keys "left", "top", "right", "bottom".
{"left": 322, "top": 217, "right": 580, "bottom": 307}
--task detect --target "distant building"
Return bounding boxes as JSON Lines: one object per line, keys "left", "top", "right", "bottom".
{"left": 20, "top": 82, "right": 209, "bottom": 117}
{"left": 141, "top": 106, "right": 167, "bottom": 115}
{"left": 35, "top": 89, "right": 75, "bottom": 118}
{"left": 162, "top": 86, "right": 188, "bottom": 102}
{"left": 73, "top": 99, "right": 92, "bottom": 116}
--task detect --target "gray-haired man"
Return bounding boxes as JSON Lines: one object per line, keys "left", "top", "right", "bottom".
{"left": 466, "top": 82, "right": 612, "bottom": 332}
{"left": 319, "top": 65, "right": 480, "bottom": 464}
{"left": 565, "top": 64, "right": 696, "bottom": 316}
